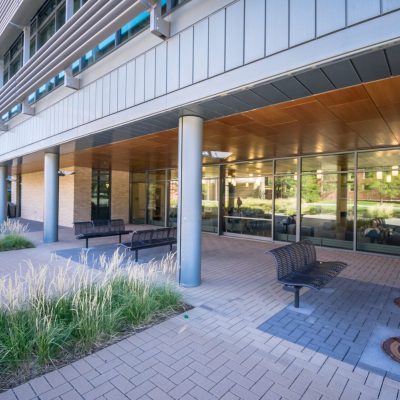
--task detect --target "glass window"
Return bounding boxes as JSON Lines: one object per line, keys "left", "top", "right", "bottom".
{"left": 38, "top": 19, "right": 56, "bottom": 49}
{"left": 224, "top": 161, "right": 273, "bottom": 238}
{"left": 91, "top": 169, "right": 111, "bottom": 220}
{"left": 274, "top": 158, "right": 298, "bottom": 242}
{"left": 202, "top": 165, "right": 220, "bottom": 233}
{"left": 300, "top": 154, "right": 354, "bottom": 249}
{"left": 356, "top": 150, "right": 400, "bottom": 255}
{"left": 148, "top": 171, "right": 166, "bottom": 226}
{"left": 94, "top": 34, "right": 116, "bottom": 60}
{"left": 3, "top": 34, "right": 23, "bottom": 84}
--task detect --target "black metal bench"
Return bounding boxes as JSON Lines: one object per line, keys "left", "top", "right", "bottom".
{"left": 74, "top": 219, "right": 132, "bottom": 248}
{"left": 120, "top": 227, "right": 177, "bottom": 261}
{"left": 267, "top": 240, "right": 347, "bottom": 308}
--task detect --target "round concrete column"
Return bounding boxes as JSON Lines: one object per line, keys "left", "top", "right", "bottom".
{"left": 43, "top": 153, "right": 59, "bottom": 243}
{"left": 0, "top": 166, "right": 7, "bottom": 223}
{"left": 177, "top": 115, "right": 203, "bottom": 287}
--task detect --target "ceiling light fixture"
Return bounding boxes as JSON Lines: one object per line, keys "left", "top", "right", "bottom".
{"left": 58, "top": 170, "right": 76, "bottom": 177}
{"left": 202, "top": 151, "right": 232, "bottom": 159}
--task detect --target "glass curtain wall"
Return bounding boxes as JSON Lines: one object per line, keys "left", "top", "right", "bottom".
{"left": 356, "top": 150, "right": 400, "bottom": 255}
{"left": 300, "top": 154, "right": 354, "bottom": 249}
{"left": 274, "top": 159, "right": 298, "bottom": 242}
{"left": 130, "top": 173, "right": 147, "bottom": 224}
{"left": 91, "top": 169, "right": 111, "bottom": 220}
{"left": 224, "top": 161, "right": 273, "bottom": 238}
{"left": 202, "top": 166, "right": 220, "bottom": 233}
{"left": 147, "top": 171, "right": 167, "bottom": 226}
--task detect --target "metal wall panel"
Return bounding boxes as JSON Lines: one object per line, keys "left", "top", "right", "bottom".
{"left": 244, "top": 0, "right": 265, "bottom": 63}
{"left": 145, "top": 49, "right": 156, "bottom": 101}
{"left": 83, "top": 86, "right": 90, "bottom": 123}
{"left": 117, "top": 65, "right": 127, "bottom": 111}
{"left": 383, "top": 0, "right": 400, "bottom": 12}
{"left": 193, "top": 19, "right": 208, "bottom": 83}
{"left": 225, "top": 0, "right": 244, "bottom": 71}
{"left": 95, "top": 78, "right": 103, "bottom": 120}
{"left": 290, "top": 0, "right": 316, "bottom": 46}
{"left": 126, "top": 60, "right": 136, "bottom": 108}
{"left": 89, "top": 83, "right": 96, "bottom": 121}
{"left": 109, "top": 70, "right": 118, "bottom": 114}
{"left": 135, "top": 54, "right": 145, "bottom": 104}
{"left": 179, "top": 27, "right": 194, "bottom": 88}
{"left": 347, "top": 0, "right": 381, "bottom": 25}
{"left": 316, "top": 0, "right": 346, "bottom": 36}
{"left": 167, "top": 35, "right": 180, "bottom": 92}
{"left": 266, "top": 0, "right": 289, "bottom": 55}
{"left": 102, "top": 73, "right": 111, "bottom": 116}
{"left": 208, "top": 9, "right": 225, "bottom": 77}
{"left": 155, "top": 43, "right": 167, "bottom": 97}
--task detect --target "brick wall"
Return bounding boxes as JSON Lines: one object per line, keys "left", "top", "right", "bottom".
{"left": 111, "top": 170, "right": 130, "bottom": 223}
{"left": 74, "top": 166, "right": 92, "bottom": 222}
{"left": 21, "top": 171, "right": 44, "bottom": 222}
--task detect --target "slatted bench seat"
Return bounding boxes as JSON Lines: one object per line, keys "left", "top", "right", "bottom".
{"left": 267, "top": 240, "right": 347, "bottom": 308}
{"left": 74, "top": 219, "right": 132, "bottom": 248}
{"left": 120, "top": 227, "right": 177, "bottom": 261}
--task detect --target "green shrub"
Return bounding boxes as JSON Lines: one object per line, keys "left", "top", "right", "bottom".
{"left": 0, "top": 234, "right": 34, "bottom": 251}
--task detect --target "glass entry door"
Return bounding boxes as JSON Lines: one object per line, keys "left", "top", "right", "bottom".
{"left": 223, "top": 161, "right": 273, "bottom": 238}
{"left": 147, "top": 171, "right": 166, "bottom": 226}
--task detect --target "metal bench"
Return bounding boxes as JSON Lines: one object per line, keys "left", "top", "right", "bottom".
{"left": 73, "top": 219, "right": 132, "bottom": 248}
{"left": 267, "top": 240, "right": 347, "bottom": 308}
{"left": 120, "top": 227, "right": 177, "bottom": 261}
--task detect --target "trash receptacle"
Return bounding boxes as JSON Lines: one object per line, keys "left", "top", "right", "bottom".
{"left": 7, "top": 202, "right": 16, "bottom": 218}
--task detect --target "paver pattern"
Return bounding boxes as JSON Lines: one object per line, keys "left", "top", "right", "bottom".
{"left": 1, "top": 225, "right": 400, "bottom": 399}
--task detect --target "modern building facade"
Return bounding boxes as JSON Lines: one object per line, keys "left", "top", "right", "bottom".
{"left": 1, "top": 0, "right": 400, "bottom": 286}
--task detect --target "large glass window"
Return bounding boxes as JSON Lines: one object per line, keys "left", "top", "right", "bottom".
{"left": 300, "top": 154, "right": 354, "bottom": 249}
{"left": 130, "top": 173, "right": 146, "bottom": 224}
{"left": 3, "top": 34, "right": 23, "bottom": 84}
{"left": 91, "top": 169, "right": 111, "bottom": 220}
{"left": 224, "top": 161, "right": 273, "bottom": 238}
{"left": 274, "top": 159, "right": 298, "bottom": 242}
{"left": 356, "top": 150, "right": 400, "bottom": 255}
{"left": 147, "top": 171, "right": 166, "bottom": 226}
{"left": 202, "top": 166, "right": 220, "bottom": 233}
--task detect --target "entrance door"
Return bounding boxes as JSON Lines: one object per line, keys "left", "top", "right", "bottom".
{"left": 130, "top": 182, "right": 146, "bottom": 224}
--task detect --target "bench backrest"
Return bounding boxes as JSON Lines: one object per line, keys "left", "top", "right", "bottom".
{"left": 74, "top": 221, "right": 94, "bottom": 235}
{"left": 109, "top": 219, "right": 126, "bottom": 232}
{"left": 131, "top": 227, "right": 177, "bottom": 245}
{"left": 268, "top": 240, "right": 317, "bottom": 279}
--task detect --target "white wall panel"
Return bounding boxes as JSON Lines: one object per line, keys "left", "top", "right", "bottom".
{"left": 347, "top": 0, "right": 381, "bottom": 25}
{"left": 145, "top": 49, "right": 156, "bottom": 101}
{"left": 316, "top": 0, "right": 346, "bottom": 36}
{"left": 266, "top": 0, "right": 289, "bottom": 55}
{"left": 109, "top": 70, "right": 118, "bottom": 114}
{"left": 193, "top": 19, "right": 208, "bottom": 83}
{"left": 95, "top": 79, "right": 103, "bottom": 120}
{"left": 72, "top": 92, "right": 78, "bottom": 128}
{"left": 89, "top": 83, "right": 96, "bottom": 121}
{"left": 83, "top": 86, "right": 90, "bottom": 123}
{"left": 126, "top": 60, "right": 136, "bottom": 107}
{"left": 245, "top": 0, "right": 265, "bottom": 63}
{"left": 179, "top": 27, "right": 194, "bottom": 88}
{"left": 117, "top": 65, "right": 127, "bottom": 111}
{"left": 225, "top": 0, "right": 244, "bottom": 70}
{"left": 290, "top": 0, "right": 316, "bottom": 46}
{"left": 102, "top": 74, "right": 111, "bottom": 116}
{"left": 135, "top": 54, "right": 145, "bottom": 104}
{"left": 167, "top": 35, "right": 180, "bottom": 92}
{"left": 77, "top": 90, "right": 84, "bottom": 126}
{"left": 383, "top": 0, "right": 400, "bottom": 12}
{"left": 67, "top": 95, "right": 73, "bottom": 131}
{"left": 208, "top": 9, "right": 225, "bottom": 77}
{"left": 155, "top": 43, "right": 167, "bottom": 97}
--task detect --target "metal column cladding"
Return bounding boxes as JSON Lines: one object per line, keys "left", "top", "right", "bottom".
{"left": 43, "top": 153, "right": 59, "bottom": 243}
{"left": 177, "top": 115, "right": 203, "bottom": 287}
{"left": 0, "top": 166, "right": 7, "bottom": 223}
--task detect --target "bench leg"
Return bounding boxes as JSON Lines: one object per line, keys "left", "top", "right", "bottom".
{"left": 119, "top": 234, "right": 122, "bottom": 243}
{"left": 86, "top": 238, "right": 88, "bottom": 248}
{"left": 135, "top": 250, "right": 138, "bottom": 262}
{"left": 294, "top": 287, "right": 300, "bottom": 308}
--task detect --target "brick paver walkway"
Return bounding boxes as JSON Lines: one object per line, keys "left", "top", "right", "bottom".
{"left": 1, "top": 224, "right": 400, "bottom": 399}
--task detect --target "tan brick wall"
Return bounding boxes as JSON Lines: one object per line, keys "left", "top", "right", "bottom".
{"left": 73, "top": 166, "right": 92, "bottom": 222}
{"left": 21, "top": 172, "right": 44, "bottom": 222}
{"left": 59, "top": 167, "right": 75, "bottom": 227}
{"left": 10, "top": 179, "right": 17, "bottom": 204}
{"left": 111, "top": 170, "right": 130, "bottom": 223}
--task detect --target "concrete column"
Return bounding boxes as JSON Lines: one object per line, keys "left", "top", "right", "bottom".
{"left": 177, "top": 115, "right": 203, "bottom": 287}
{"left": 0, "top": 166, "right": 7, "bottom": 223}
{"left": 66, "top": 0, "right": 74, "bottom": 20}
{"left": 43, "top": 153, "right": 59, "bottom": 242}
{"left": 22, "top": 26, "right": 31, "bottom": 65}
{"left": 0, "top": 59, "right": 4, "bottom": 87}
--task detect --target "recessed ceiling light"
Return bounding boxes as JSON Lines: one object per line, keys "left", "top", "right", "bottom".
{"left": 202, "top": 151, "right": 232, "bottom": 159}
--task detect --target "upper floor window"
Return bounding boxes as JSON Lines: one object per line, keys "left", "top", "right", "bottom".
{"left": 73, "top": 0, "right": 88, "bottom": 13}
{"left": 3, "top": 34, "right": 23, "bottom": 84}
{"left": 30, "top": 0, "right": 66, "bottom": 57}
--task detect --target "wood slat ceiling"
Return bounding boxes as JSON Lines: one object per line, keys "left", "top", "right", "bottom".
{"left": 12, "top": 76, "right": 400, "bottom": 175}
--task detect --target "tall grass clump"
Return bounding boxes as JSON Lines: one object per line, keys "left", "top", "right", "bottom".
{"left": 0, "top": 251, "right": 183, "bottom": 388}
{"left": 0, "top": 219, "right": 34, "bottom": 252}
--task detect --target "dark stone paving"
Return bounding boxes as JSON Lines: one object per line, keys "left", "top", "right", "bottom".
{"left": 258, "top": 277, "right": 400, "bottom": 380}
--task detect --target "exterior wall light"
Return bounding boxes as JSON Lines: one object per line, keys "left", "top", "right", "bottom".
{"left": 58, "top": 170, "right": 75, "bottom": 177}
{"left": 376, "top": 170, "right": 383, "bottom": 180}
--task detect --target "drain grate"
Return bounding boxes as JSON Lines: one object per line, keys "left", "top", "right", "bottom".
{"left": 382, "top": 337, "right": 400, "bottom": 363}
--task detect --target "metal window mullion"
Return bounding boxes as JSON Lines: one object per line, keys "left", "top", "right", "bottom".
{"left": 353, "top": 151, "right": 358, "bottom": 252}
{"left": 296, "top": 157, "right": 301, "bottom": 242}
{"left": 272, "top": 159, "right": 276, "bottom": 240}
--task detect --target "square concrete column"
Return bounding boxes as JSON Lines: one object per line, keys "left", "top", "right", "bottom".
{"left": 43, "top": 153, "right": 59, "bottom": 243}
{"left": 0, "top": 166, "right": 7, "bottom": 223}
{"left": 177, "top": 115, "right": 203, "bottom": 287}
